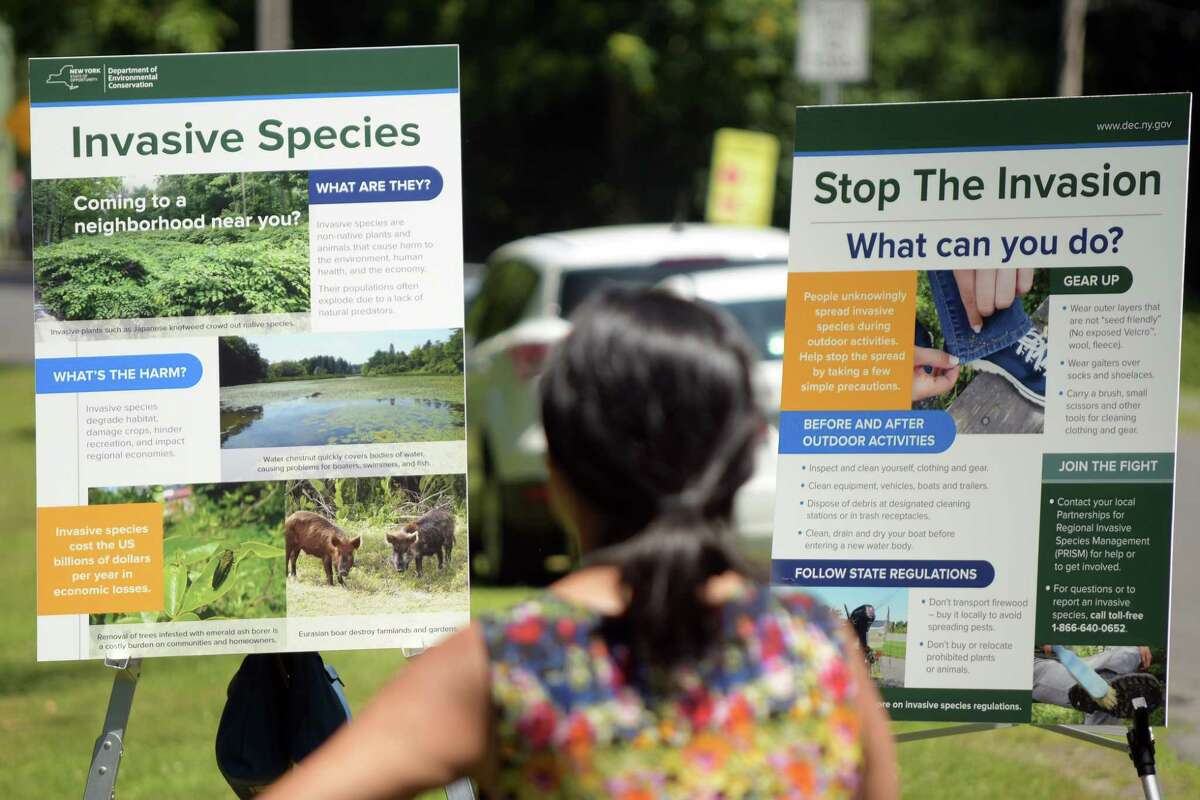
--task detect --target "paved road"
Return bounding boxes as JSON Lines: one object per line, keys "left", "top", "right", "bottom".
{"left": 879, "top": 655, "right": 905, "bottom": 688}
{"left": 0, "top": 282, "right": 32, "bottom": 364}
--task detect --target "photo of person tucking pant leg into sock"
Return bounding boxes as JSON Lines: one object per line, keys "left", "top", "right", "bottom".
{"left": 926, "top": 268, "right": 1048, "bottom": 407}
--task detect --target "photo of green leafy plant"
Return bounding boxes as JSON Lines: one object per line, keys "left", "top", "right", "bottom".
{"left": 32, "top": 172, "right": 309, "bottom": 321}
{"left": 219, "top": 330, "right": 465, "bottom": 448}
{"left": 88, "top": 482, "right": 286, "bottom": 624}
{"left": 284, "top": 475, "right": 469, "bottom": 618}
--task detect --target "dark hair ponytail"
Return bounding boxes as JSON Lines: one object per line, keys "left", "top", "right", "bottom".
{"left": 539, "top": 286, "right": 764, "bottom": 670}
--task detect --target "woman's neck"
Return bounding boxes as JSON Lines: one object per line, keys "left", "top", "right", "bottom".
{"left": 549, "top": 565, "right": 751, "bottom": 616}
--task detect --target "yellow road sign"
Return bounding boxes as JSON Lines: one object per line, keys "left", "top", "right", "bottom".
{"left": 5, "top": 95, "right": 29, "bottom": 155}
{"left": 705, "top": 128, "right": 780, "bottom": 227}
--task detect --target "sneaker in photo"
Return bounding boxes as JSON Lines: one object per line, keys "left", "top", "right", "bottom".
{"left": 969, "top": 327, "right": 1047, "bottom": 407}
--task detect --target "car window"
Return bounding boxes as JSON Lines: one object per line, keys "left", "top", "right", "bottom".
{"left": 466, "top": 259, "right": 540, "bottom": 342}
{"left": 560, "top": 259, "right": 780, "bottom": 317}
{"left": 559, "top": 259, "right": 789, "bottom": 318}
{"left": 716, "top": 298, "right": 787, "bottom": 360}
{"left": 558, "top": 266, "right": 662, "bottom": 317}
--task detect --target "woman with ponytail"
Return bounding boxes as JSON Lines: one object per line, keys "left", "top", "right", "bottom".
{"left": 265, "top": 287, "right": 898, "bottom": 800}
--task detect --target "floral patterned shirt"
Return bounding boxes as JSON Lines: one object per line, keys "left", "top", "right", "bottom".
{"left": 479, "top": 585, "right": 863, "bottom": 799}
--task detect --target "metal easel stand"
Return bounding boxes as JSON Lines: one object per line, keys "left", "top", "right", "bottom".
{"left": 82, "top": 652, "right": 477, "bottom": 800}
{"left": 83, "top": 657, "right": 142, "bottom": 800}
{"left": 895, "top": 700, "right": 1162, "bottom": 800}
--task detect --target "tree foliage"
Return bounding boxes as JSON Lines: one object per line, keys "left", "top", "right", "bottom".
{"left": 217, "top": 336, "right": 268, "bottom": 386}
{"left": 7, "top": 1, "right": 1199, "bottom": 279}
{"left": 31, "top": 172, "right": 307, "bottom": 246}
{"left": 363, "top": 329, "right": 464, "bottom": 377}
{"left": 29, "top": 177, "right": 123, "bottom": 245}
{"left": 287, "top": 474, "right": 466, "bottom": 525}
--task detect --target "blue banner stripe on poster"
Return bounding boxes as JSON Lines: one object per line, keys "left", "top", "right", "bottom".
{"left": 779, "top": 410, "right": 955, "bottom": 454}
{"left": 35, "top": 354, "right": 203, "bottom": 393}
{"left": 308, "top": 167, "right": 443, "bottom": 204}
{"left": 771, "top": 559, "right": 994, "bottom": 588}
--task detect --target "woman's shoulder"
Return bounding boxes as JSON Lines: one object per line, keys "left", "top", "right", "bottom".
{"left": 478, "top": 592, "right": 601, "bottom": 654}
{"left": 771, "top": 589, "right": 845, "bottom": 637}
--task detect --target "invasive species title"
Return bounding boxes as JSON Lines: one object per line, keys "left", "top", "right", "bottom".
{"left": 814, "top": 163, "right": 1161, "bottom": 211}
{"left": 72, "top": 116, "right": 420, "bottom": 160}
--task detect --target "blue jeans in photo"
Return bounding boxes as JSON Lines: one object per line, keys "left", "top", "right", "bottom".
{"left": 927, "top": 270, "right": 1033, "bottom": 361}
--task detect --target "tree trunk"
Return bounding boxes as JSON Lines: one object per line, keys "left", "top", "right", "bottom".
{"left": 607, "top": 80, "right": 637, "bottom": 223}
{"left": 1058, "top": 0, "right": 1089, "bottom": 96}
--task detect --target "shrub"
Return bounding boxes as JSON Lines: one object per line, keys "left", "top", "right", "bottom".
{"left": 34, "top": 225, "right": 309, "bottom": 320}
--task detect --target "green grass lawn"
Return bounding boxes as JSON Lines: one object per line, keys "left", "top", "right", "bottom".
{"left": 881, "top": 638, "right": 908, "bottom": 660}
{"left": 3, "top": 360, "right": 1200, "bottom": 797}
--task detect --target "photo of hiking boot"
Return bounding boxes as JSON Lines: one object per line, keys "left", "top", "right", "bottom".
{"left": 969, "top": 327, "right": 1048, "bottom": 407}
{"left": 1068, "top": 673, "right": 1164, "bottom": 719}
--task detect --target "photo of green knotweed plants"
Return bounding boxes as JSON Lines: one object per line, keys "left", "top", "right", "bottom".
{"left": 88, "top": 482, "right": 287, "bottom": 624}
{"left": 32, "top": 171, "right": 309, "bottom": 321}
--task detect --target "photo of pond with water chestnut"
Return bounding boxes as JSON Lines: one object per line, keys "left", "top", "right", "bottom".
{"left": 221, "top": 375, "right": 464, "bottom": 447}
{"left": 219, "top": 331, "right": 465, "bottom": 449}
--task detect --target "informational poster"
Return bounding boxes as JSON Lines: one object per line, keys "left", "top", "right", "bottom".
{"left": 773, "top": 94, "right": 1189, "bottom": 724}
{"left": 31, "top": 47, "right": 468, "bottom": 660}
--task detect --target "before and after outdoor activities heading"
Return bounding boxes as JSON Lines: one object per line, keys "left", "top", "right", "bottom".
{"left": 772, "top": 93, "right": 1190, "bottom": 724}
{"left": 31, "top": 47, "right": 469, "bottom": 661}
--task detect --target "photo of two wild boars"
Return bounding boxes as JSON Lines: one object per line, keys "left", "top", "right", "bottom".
{"left": 284, "top": 476, "right": 469, "bottom": 619}
{"left": 386, "top": 508, "right": 456, "bottom": 577}
{"left": 284, "top": 510, "right": 362, "bottom": 586}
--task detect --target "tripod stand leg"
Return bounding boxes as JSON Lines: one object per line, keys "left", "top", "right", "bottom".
{"left": 82, "top": 657, "right": 142, "bottom": 800}
{"left": 1126, "top": 699, "right": 1162, "bottom": 800}
{"left": 401, "top": 649, "right": 476, "bottom": 799}
{"left": 1139, "top": 775, "right": 1163, "bottom": 800}
{"left": 444, "top": 777, "right": 477, "bottom": 799}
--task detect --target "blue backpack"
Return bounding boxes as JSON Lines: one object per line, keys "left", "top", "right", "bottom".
{"left": 215, "top": 653, "right": 352, "bottom": 797}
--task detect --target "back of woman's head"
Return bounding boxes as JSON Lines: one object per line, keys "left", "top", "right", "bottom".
{"left": 539, "top": 285, "right": 764, "bottom": 670}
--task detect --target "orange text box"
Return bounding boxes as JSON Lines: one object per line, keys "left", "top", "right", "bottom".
{"left": 38, "top": 503, "right": 164, "bottom": 616}
{"left": 781, "top": 271, "right": 916, "bottom": 410}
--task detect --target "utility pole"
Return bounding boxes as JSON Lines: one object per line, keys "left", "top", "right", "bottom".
{"left": 256, "top": 0, "right": 292, "bottom": 51}
{"left": 1058, "top": 0, "right": 1088, "bottom": 96}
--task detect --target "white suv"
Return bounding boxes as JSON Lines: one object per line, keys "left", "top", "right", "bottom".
{"left": 657, "top": 263, "right": 789, "bottom": 559}
{"left": 466, "top": 223, "right": 788, "bottom": 582}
